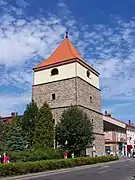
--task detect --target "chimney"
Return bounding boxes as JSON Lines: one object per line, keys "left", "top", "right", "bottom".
{"left": 11, "top": 112, "right": 16, "bottom": 117}
{"left": 107, "top": 114, "right": 111, "bottom": 117}
{"left": 129, "top": 120, "right": 131, "bottom": 124}
{"left": 105, "top": 111, "right": 108, "bottom": 115}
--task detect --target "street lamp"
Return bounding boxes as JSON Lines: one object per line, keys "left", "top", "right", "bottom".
{"left": 65, "top": 140, "right": 68, "bottom": 145}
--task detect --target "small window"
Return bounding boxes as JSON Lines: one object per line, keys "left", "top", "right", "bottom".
{"left": 52, "top": 93, "right": 56, "bottom": 100}
{"left": 92, "top": 119, "right": 93, "bottom": 124}
{"left": 53, "top": 119, "right": 55, "bottom": 124}
{"left": 87, "top": 70, "right": 90, "bottom": 78}
{"left": 90, "top": 96, "right": 93, "bottom": 101}
{"left": 51, "top": 68, "right": 58, "bottom": 76}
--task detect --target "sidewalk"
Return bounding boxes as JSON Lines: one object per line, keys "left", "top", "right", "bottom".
{"left": 120, "top": 156, "right": 132, "bottom": 160}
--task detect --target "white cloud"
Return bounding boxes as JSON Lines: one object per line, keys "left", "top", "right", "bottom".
{"left": 102, "top": 101, "right": 135, "bottom": 122}
{"left": 15, "top": 0, "right": 29, "bottom": 8}
{"left": 1, "top": 1, "right": 135, "bottom": 118}
{"left": 0, "top": 92, "right": 31, "bottom": 116}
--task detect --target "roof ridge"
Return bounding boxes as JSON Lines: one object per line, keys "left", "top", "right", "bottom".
{"left": 67, "top": 39, "right": 84, "bottom": 61}
{"left": 66, "top": 39, "right": 77, "bottom": 59}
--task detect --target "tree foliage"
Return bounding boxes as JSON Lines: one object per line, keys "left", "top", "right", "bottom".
{"left": 0, "top": 120, "right": 4, "bottom": 150}
{"left": 4, "top": 116, "right": 27, "bottom": 152}
{"left": 56, "top": 106, "right": 94, "bottom": 152}
{"left": 22, "top": 100, "right": 39, "bottom": 149}
{"left": 34, "top": 102, "right": 54, "bottom": 149}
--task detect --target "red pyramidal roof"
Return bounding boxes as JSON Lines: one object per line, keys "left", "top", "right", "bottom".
{"left": 33, "top": 38, "right": 84, "bottom": 69}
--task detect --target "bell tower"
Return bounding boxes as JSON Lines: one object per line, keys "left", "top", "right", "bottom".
{"left": 32, "top": 33, "right": 104, "bottom": 156}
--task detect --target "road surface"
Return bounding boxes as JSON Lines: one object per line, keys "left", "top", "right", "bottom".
{"left": 3, "top": 158, "right": 135, "bottom": 180}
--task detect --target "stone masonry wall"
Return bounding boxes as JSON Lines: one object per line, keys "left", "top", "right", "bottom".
{"left": 79, "top": 106, "right": 104, "bottom": 156}
{"left": 79, "top": 107, "right": 103, "bottom": 135}
{"left": 32, "top": 77, "right": 104, "bottom": 155}
{"left": 32, "top": 78, "right": 77, "bottom": 109}
{"left": 76, "top": 77, "right": 101, "bottom": 113}
{"left": 94, "top": 134, "right": 105, "bottom": 156}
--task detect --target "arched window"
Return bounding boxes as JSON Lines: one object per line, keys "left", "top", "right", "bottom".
{"left": 51, "top": 68, "right": 59, "bottom": 76}
{"left": 87, "top": 70, "right": 90, "bottom": 78}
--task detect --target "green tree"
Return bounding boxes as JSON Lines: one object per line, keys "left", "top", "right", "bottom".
{"left": 56, "top": 106, "right": 94, "bottom": 153}
{"left": 0, "top": 120, "right": 4, "bottom": 150}
{"left": 22, "top": 100, "right": 39, "bottom": 149}
{"left": 4, "top": 116, "right": 27, "bottom": 151}
{"left": 34, "top": 102, "right": 54, "bottom": 149}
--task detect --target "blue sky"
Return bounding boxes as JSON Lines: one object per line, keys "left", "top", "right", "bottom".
{"left": 0, "top": 0, "right": 135, "bottom": 123}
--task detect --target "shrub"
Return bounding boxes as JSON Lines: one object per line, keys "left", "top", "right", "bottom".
{"left": 8, "top": 149, "right": 63, "bottom": 163}
{"left": 0, "top": 156, "right": 119, "bottom": 177}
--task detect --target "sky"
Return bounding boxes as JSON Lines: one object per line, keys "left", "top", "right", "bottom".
{"left": 0, "top": 0, "right": 135, "bottom": 122}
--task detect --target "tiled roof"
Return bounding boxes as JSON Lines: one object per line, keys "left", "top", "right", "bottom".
{"left": 33, "top": 38, "right": 84, "bottom": 69}
{"left": 0, "top": 115, "right": 23, "bottom": 124}
{"left": 126, "top": 123, "right": 135, "bottom": 128}
{"left": 103, "top": 114, "right": 126, "bottom": 125}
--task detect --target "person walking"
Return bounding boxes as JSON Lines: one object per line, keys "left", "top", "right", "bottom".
{"left": 0, "top": 154, "right": 4, "bottom": 164}
{"left": 0, "top": 155, "right": 1, "bottom": 164}
{"left": 71, "top": 152, "right": 74, "bottom": 158}
{"left": 4, "top": 153, "right": 9, "bottom": 163}
{"left": 64, "top": 151, "right": 67, "bottom": 159}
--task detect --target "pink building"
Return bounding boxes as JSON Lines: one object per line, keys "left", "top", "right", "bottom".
{"left": 126, "top": 120, "right": 135, "bottom": 155}
{"left": 104, "top": 131, "right": 127, "bottom": 154}
{"left": 103, "top": 111, "right": 127, "bottom": 155}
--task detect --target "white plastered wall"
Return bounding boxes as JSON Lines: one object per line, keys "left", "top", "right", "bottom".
{"left": 76, "top": 62, "right": 99, "bottom": 89}
{"left": 34, "top": 63, "right": 76, "bottom": 85}
{"left": 127, "top": 126, "right": 135, "bottom": 148}
{"left": 33, "top": 61, "right": 99, "bottom": 89}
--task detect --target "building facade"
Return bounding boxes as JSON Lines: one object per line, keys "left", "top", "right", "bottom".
{"left": 126, "top": 120, "right": 135, "bottom": 155}
{"left": 32, "top": 34, "right": 104, "bottom": 156}
{"left": 103, "top": 112, "right": 127, "bottom": 156}
{"left": 104, "top": 131, "right": 127, "bottom": 155}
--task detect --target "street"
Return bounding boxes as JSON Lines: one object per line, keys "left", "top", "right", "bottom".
{"left": 4, "top": 158, "right": 135, "bottom": 180}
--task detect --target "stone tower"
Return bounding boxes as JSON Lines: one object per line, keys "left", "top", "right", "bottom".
{"left": 32, "top": 33, "right": 104, "bottom": 156}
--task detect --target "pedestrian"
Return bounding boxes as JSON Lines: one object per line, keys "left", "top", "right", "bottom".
{"left": 71, "top": 152, "right": 74, "bottom": 158}
{"left": 64, "top": 151, "right": 67, "bottom": 159}
{"left": 4, "top": 153, "right": 9, "bottom": 163}
{"left": 0, "top": 154, "right": 4, "bottom": 164}
{"left": 110, "top": 151, "right": 114, "bottom": 156}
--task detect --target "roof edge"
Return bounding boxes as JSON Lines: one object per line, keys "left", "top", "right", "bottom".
{"left": 126, "top": 123, "right": 135, "bottom": 128}
{"left": 33, "top": 58, "right": 99, "bottom": 76}
{"left": 103, "top": 114, "right": 126, "bottom": 125}
{"left": 33, "top": 58, "right": 76, "bottom": 71}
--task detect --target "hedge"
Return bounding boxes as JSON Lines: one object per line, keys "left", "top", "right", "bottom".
{"left": 0, "top": 156, "right": 119, "bottom": 177}
{"left": 7, "top": 149, "right": 63, "bottom": 163}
